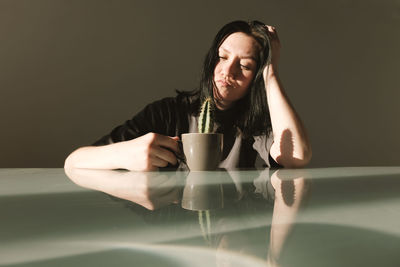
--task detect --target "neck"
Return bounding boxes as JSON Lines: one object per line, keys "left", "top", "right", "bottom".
{"left": 215, "top": 98, "right": 235, "bottom": 111}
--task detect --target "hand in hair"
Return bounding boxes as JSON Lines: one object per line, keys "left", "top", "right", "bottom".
{"left": 264, "top": 25, "right": 281, "bottom": 75}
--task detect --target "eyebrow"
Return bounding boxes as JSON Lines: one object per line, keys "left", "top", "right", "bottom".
{"left": 219, "top": 47, "right": 257, "bottom": 61}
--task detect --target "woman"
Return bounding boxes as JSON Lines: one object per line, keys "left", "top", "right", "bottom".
{"left": 64, "top": 20, "right": 312, "bottom": 171}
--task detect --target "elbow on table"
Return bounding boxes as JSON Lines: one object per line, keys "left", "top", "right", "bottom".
{"left": 64, "top": 147, "right": 88, "bottom": 169}
{"left": 64, "top": 150, "right": 77, "bottom": 169}
{"left": 276, "top": 146, "right": 312, "bottom": 169}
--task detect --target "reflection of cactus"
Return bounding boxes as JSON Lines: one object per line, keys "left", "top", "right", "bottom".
{"left": 198, "top": 97, "right": 214, "bottom": 133}
{"left": 198, "top": 210, "right": 211, "bottom": 245}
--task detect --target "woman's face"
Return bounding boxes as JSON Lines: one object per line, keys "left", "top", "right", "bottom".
{"left": 213, "top": 32, "right": 260, "bottom": 110}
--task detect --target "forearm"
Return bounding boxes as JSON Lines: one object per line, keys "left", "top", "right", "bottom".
{"left": 64, "top": 143, "right": 125, "bottom": 170}
{"left": 64, "top": 133, "right": 180, "bottom": 171}
{"left": 265, "top": 70, "right": 312, "bottom": 167}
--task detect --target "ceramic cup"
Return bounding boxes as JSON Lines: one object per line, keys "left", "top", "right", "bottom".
{"left": 181, "top": 133, "right": 223, "bottom": 171}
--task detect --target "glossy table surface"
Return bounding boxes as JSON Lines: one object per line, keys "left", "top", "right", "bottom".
{"left": 1, "top": 167, "right": 400, "bottom": 267}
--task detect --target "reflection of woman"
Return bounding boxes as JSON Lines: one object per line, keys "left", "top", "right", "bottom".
{"left": 215, "top": 169, "right": 309, "bottom": 267}
{"left": 65, "top": 20, "right": 312, "bottom": 171}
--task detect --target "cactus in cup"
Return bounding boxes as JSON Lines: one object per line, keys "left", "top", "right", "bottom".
{"left": 198, "top": 97, "right": 214, "bottom": 133}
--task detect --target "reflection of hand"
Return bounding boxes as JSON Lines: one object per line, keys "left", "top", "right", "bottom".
{"left": 263, "top": 25, "right": 281, "bottom": 76}
{"left": 266, "top": 253, "right": 281, "bottom": 267}
{"left": 65, "top": 168, "right": 182, "bottom": 210}
{"left": 118, "top": 171, "right": 181, "bottom": 210}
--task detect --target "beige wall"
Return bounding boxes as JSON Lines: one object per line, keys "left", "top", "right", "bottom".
{"left": 1, "top": 0, "right": 399, "bottom": 167}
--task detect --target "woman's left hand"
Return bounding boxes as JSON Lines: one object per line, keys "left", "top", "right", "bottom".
{"left": 263, "top": 25, "right": 281, "bottom": 77}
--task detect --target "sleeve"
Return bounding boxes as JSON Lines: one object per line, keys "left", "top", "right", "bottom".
{"left": 92, "top": 97, "right": 182, "bottom": 146}
{"left": 252, "top": 133, "right": 283, "bottom": 169}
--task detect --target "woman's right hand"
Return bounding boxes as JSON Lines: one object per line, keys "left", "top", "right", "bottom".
{"left": 64, "top": 132, "right": 182, "bottom": 171}
{"left": 115, "top": 132, "right": 181, "bottom": 171}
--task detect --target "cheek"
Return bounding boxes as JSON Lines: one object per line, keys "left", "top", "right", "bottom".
{"left": 213, "top": 63, "right": 221, "bottom": 77}
{"left": 240, "top": 72, "right": 255, "bottom": 86}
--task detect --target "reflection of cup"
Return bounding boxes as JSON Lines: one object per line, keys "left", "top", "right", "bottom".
{"left": 181, "top": 171, "right": 224, "bottom": 211}
{"left": 181, "top": 133, "right": 223, "bottom": 171}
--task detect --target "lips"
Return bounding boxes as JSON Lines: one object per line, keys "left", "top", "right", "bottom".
{"left": 217, "top": 79, "right": 233, "bottom": 87}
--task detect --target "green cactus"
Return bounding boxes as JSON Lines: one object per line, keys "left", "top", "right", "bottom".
{"left": 198, "top": 97, "right": 214, "bottom": 133}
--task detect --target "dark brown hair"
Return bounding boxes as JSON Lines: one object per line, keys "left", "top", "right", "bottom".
{"left": 180, "top": 20, "right": 272, "bottom": 137}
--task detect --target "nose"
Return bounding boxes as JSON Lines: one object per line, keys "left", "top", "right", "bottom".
{"left": 221, "top": 60, "right": 236, "bottom": 79}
